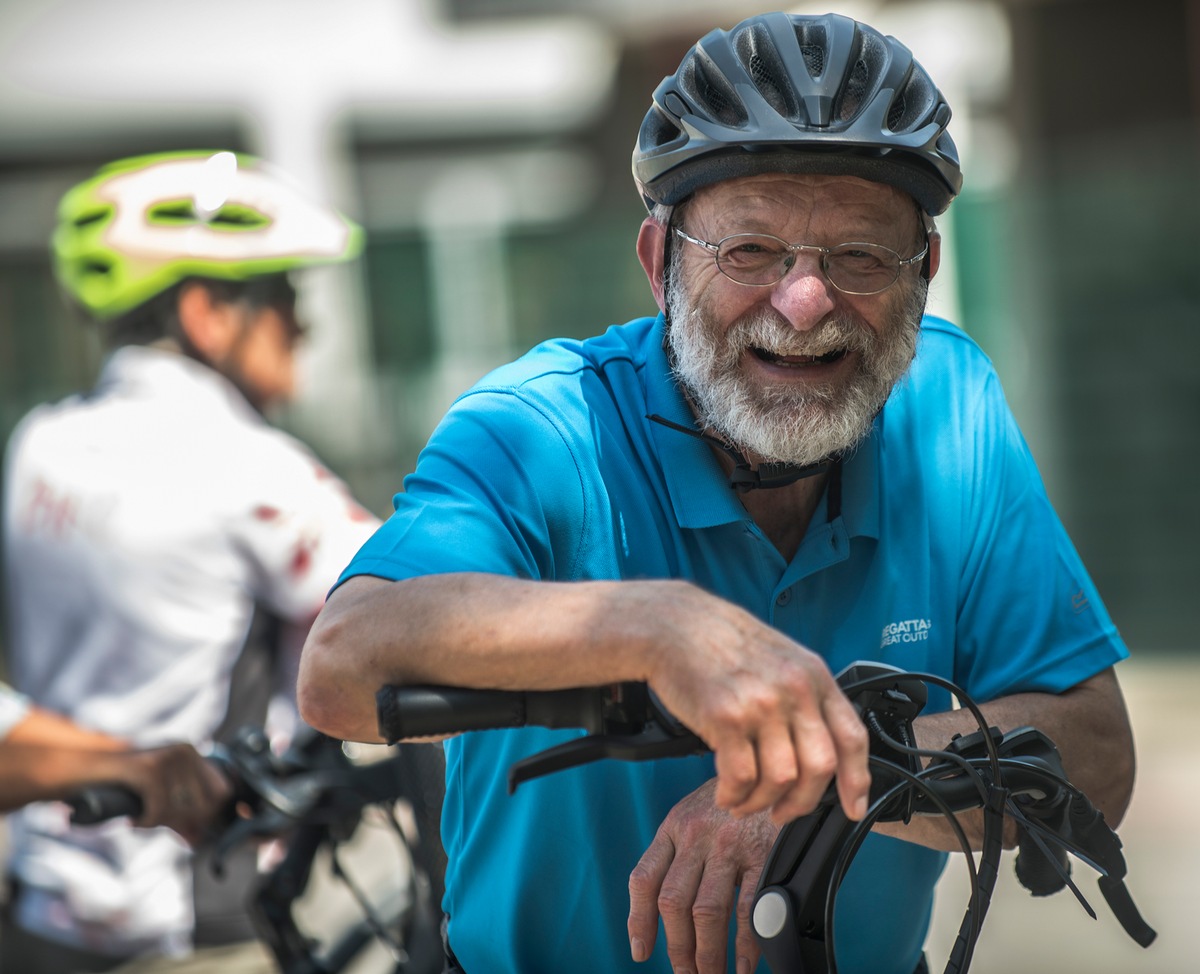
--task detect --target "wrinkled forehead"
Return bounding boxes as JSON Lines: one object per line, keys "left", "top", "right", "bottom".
{"left": 687, "top": 172, "right": 920, "bottom": 227}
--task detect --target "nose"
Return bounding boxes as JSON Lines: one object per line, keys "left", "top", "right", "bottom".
{"left": 769, "top": 251, "right": 837, "bottom": 332}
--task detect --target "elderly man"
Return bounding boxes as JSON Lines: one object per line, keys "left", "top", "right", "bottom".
{"left": 296, "top": 12, "right": 1135, "bottom": 974}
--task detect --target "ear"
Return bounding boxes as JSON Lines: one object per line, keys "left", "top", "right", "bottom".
{"left": 176, "top": 282, "right": 238, "bottom": 362}
{"left": 924, "top": 230, "right": 942, "bottom": 282}
{"left": 636, "top": 216, "right": 668, "bottom": 311}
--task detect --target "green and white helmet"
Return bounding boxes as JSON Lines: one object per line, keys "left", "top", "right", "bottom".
{"left": 52, "top": 150, "right": 363, "bottom": 320}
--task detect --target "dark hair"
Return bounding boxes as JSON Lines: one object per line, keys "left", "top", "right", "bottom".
{"left": 100, "top": 274, "right": 296, "bottom": 350}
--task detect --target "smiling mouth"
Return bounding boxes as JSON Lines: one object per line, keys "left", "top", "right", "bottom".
{"left": 752, "top": 347, "right": 848, "bottom": 367}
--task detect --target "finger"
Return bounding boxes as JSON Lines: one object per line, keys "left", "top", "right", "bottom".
{"left": 658, "top": 851, "right": 704, "bottom": 974}
{"left": 713, "top": 736, "right": 758, "bottom": 811}
{"left": 197, "top": 760, "right": 234, "bottom": 810}
{"left": 728, "top": 720, "right": 797, "bottom": 818}
{"left": 763, "top": 706, "right": 838, "bottom": 825}
{"left": 628, "top": 831, "right": 675, "bottom": 962}
{"left": 734, "top": 870, "right": 764, "bottom": 974}
{"left": 132, "top": 791, "right": 161, "bottom": 830}
{"left": 824, "top": 692, "right": 871, "bottom": 821}
{"left": 691, "top": 860, "right": 737, "bottom": 974}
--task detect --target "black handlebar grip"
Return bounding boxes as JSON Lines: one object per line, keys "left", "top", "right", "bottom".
{"left": 68, "top": 785, "right": 144, "bottom": 825}
{"left": 1014, "top": 827, "right": 1070, "bottom": 896}
{"left": 377, "top": 685, "right": 528, "bottom": 742}
{"left": 376, "top": 685, "right": 610, "bottom": 743}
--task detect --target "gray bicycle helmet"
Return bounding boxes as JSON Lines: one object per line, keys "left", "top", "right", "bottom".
{"left": 633, "top": 12, "right": 962, "bottom": 215}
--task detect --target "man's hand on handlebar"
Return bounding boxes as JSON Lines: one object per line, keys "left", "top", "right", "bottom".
{"left": 642, "top": 583, "right": 870, "bottom": 825}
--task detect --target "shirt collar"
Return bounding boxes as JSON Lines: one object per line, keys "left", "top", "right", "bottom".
{"left": 97, "top": 345, "right": 262, "bottom": 423}
{"left": 643, "top": 313, "right": 881, "bottom": 540}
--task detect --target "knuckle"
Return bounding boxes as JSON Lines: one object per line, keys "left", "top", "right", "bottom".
{"left": 691, "top": 896, "right": 727, "bottom": 924}
{"left": 807, "top": 749, "right": 838, "bottom": 780}
{"left": 763, "top": 762, "right": 799, "bottom": 789}
{"left": 845, "top": 717, "right": 870, "bottom": 749}
{"left": 724, "top": 762, "right": 757, "bottom": 789}
{"left": 657, "top": 886, "right": 689, "bottom": 919}
{"left": 782, "top": 673, "right": 818, "bottom": 708}
{"left": 710, "top": 697, "right": 749, "bottom": 732}
{"left": 628, "top": 868, "right": 655, "bottom": 899}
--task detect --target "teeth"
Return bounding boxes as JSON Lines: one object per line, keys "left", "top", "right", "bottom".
{"left": 756, "top": 347, "right": 844, "bottom": 364}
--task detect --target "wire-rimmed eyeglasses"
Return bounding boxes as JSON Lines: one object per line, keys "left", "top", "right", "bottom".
{"left": 672, "top": 227, "right": 928, "bottom": 295}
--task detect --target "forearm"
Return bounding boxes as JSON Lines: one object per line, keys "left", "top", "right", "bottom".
{"left": 297, "top": 573, "right": 669, "bottom": 743}
{"left": 0, "top": 710, "right": 129, "bottom": 810}
{"left": 875, "top": 667, "right": 1135, "bottom": 851}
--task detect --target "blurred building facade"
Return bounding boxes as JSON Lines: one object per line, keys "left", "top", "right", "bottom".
{"left": 0, "top": 0, "right": 1196, "bottom": 655}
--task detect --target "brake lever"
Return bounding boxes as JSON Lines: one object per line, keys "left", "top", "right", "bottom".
{"left": 209, "top": 805, "right": 294, "bottom": 877}
{"left": 505, "top": 683, "right": 707, "bottom": 792}
{"left": 1049, "top": 792, "right": 1156, "bottom": 947}
{"left": 944, "top": 727, "right": 1156, "bottom": 948}
{"left": 507, "top": 724, "right": 706, "bottom": 793}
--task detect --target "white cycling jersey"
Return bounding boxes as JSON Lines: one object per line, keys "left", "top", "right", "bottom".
{"left": 1, "top": 345, "right": 380, "bottom": 957}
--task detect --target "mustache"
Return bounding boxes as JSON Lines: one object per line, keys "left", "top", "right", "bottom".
{"left": 723, "top": 310, "right": 876, "bottom": 359}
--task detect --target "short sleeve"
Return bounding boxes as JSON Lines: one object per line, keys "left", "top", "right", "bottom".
{"left": 230, "top": 429, "right": 381, "bottom": 619}
{"left": 952, "top": 369, "right": 1128, "bottom": 699}
{"left": 340, "top": 386, "right": 589, "bottom": 587}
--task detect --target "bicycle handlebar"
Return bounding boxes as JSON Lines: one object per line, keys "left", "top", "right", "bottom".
{"left": 68, "top": 783, "right": 145, "bottom": 824}
{"left": 375, "top": 662, "right": 1156, "bottom": 974}
{"left": 375, "top": 685, "right": 611, "bottom": 738}
{"left": 65, "top": 728, "right": 446, "bottom": 974}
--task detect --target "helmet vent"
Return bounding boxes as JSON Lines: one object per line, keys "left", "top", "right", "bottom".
{"left": 801, "top": 45, "right": 825, "bottom": 79}
{"left": 81, "top": 258, "right": 112, "bottom": 278}
{"left": 147, "top": 199, "right": 270, "bottom": 229}
{"left": 791, "top": 23, "right": 828, "bottom": 79}
{"left": 72, "top": 208, "right": 110, "bottom": 230}
{"left": 839, "top": 57, "right": 871, "bottom": 122}
{"left": 681, "top": 52, "right": 747, "bottom": 127}
{"left": 888, "top": 71, "right": 936, "bottom": 133}
{"left": 209, "top": 204, "right": 270, "bottom": 229}
{"left": 149, "top": 200, "right": 199, "bottom": 225}
{"left": 736, "top": 25, "right": 800, "bottom": 120}
{"left": 640, "top": 105, "right": 681, "bottom": 151}
{"left": 837, "top": 31, "right": 887, "bottom": 123}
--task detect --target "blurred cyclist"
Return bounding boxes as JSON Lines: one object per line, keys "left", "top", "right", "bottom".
{"left": 1, "top": 150, "right": 380, "bottom": 973}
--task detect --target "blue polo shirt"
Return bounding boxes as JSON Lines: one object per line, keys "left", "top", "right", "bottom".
{"left": 341, "top": 314, "right": 1127, "bottom": 974}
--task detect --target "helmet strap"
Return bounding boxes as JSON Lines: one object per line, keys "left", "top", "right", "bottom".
{"left": 646, "top": 413, "right": 837, "bottom": 493}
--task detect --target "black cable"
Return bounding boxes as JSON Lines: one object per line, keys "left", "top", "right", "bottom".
{"left": 820, "top": 673, "right": 1007, "bottom": 974}
{"left": 823, "top": 758, "right": 981, "bottom": 974}
{"left": 844, "top": 671, "right": 1002, "bottom": 782}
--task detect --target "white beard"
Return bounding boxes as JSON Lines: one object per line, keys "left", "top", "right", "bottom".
{"left": 665, "top": 251, "right": 925, "bottom": 466}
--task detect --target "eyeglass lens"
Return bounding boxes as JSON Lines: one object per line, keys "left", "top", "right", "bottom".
{"left": 715, "top": 235, "right": 902, "bottom": 293}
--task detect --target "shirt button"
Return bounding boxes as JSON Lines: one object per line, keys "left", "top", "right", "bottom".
{"left": 776, "top": 589, "right": 792, "bottom": 606}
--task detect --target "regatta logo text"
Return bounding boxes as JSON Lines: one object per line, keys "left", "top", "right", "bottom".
{"left": 880, "top": 618, "right": 932, "bottom": 648}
